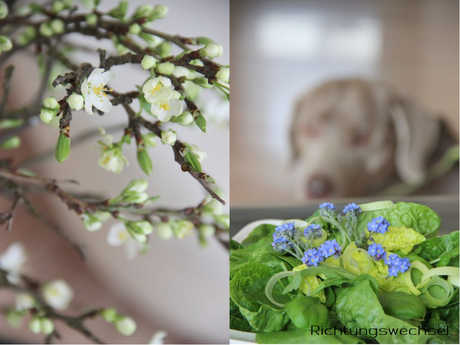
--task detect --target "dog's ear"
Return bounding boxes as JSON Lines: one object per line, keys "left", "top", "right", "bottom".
{"left": 389, "top": 97, "right": 441, "bottom": 184}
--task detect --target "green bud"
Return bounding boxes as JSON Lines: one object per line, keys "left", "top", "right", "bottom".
{"left": 216, "top": 66, "right": 230, "bottom": 83}
{"left": 81, "top": 213, "right": 102, "bottom": 232}
{"left": 108, "top": 1, "right": 128, "bottom": 20}
{"left": 142, "top": 132, "right": 157, "bottom": 148}
{"left": 137, "top": 148, "right": 153, "bottom": 175}
{"left": 126, "top": 220, "right": 153, "bottom": 235}
{"left": 193, "top": 77, "right": 213, "bottom": 89}
{"left": 67, "top": 93, "right": 84, "bottom": 111}
{"left": 86, "top": 13, "right": 98, "bottom": 26}
{"left": 0, "top": 1, "right": 8, "bottom": 19}
{"left": 124, "top": 179, "right": 148, "bottom": 193}
{"left": 172, "top": 220, "right": 194, "bottom": 239}
{"left": 139, "top": 32, "right": 159, "bottom": 47}
{"left": 0, "top": 136, "right": 20, "bottom": 149}
{"left": 101, "top": 308, "right": 118, "bottom": 322}
{"left": 17, "top": 27, "right": 36, "bottom": 45}
{"left": 115, "top": 316, "right": 137, "bottom": 336}
{"left": 161, "top": 129, "right": 176, "bottom": 145}
{"left": 148, "top": 4, "right": 168, "bottom": 20}
{"left": 29, "top": 317, "right": 42, "bottom": 334}
{"left": 133, "top": 4, "right": 153, "bottom": 19}
{"left": 214, "top": 214, "right": 229, "bottom": 230}
{"left": 156, "top": 41, "right": 172, "bottom": 58}
{"left": 155, "top": 222, "right": 173, "bottom": 240}
{"left": 141, "top": 55, "right": 157, "bottom": 70}
{"left": 171, "top": 112, "right": 194, "bottom": 126}
{"left": 200, "top": 42, "right": 223, "bottom": 59}
{"left": 156, "top": 62, "right": 174, "bottom": 75}
{"left": 204, "top": 175, "right": 216, "bottom": 184}
{"left": 120, "top": 191, "right": 149, "bottom": 204}
{"left": 0, "top": 119, "right": 23, "bottom": 129}
{"left": 50, "top": 19, "right": 65, "bottom": 34}
{"left": 129, "top": 23, "right": 142, "bottom": 35}
{"left": 43, "top": 96, "right": 59, "bottom": 110}
{"left": 194, "top": 112, "right": 206, "bottom": 133}
{"left": 0, "top": 35, "right": 12, "bottom": 52}
{"left": 39, "top": 23, "right": 53, "bottom": 37}
{"left": 199, "top": 224, "right": 216, "bottom": 237}
{"left": 62, "top": 0, "right": 73, "bottom": 8}
{"left": 51, "top": 0, "right": 65, "bottom": 13}
{"left": 40, "top": 318, "right": 54, "bottom": 335}
{"left": 40, "top": 108, "right": 55, "bottom": 124}
{"left": 197, "top": 37, "right": 213, "bottom": 45}
{"left": 55, "top": 132, "right": 71, "bottom": 163}
{"left": 28, "top": 3, "right": 43, "bottom": 13}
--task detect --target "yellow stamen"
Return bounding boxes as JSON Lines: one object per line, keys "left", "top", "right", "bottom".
{"left": 92, "top": 84, "right": 111, "bottom": 97}
{"left": 150, "top": 82, "right": 163, "bottom": 95}
{"left": 159, "top": 102, "right": 170, "bottom": 111}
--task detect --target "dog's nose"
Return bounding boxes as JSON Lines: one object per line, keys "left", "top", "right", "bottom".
{"left": 307, "top": 175, "right": 334, "bottom": 198}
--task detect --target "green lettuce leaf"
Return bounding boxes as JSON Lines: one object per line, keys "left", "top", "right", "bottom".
{"left": 241, "top": 224, "right": 276, "bottom": 247}
{"left": 413, "top": 231, "right": 459, "bottom": 263}
{"left": 370, "top": 226, "right": 425, "bottom": 255}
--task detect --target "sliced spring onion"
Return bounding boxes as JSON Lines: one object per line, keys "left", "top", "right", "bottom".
{"left": 404, "top": 270, "right": 422, "bottom": 296}
{"left": 265, "top": 271, "right": 297, "bottom": 308}
{"left": 420, "top": 277, "right": 454, "bottom": 308}
{"left": 358, "top": 200, "right": 394, "bottom": 212}
{"left": 341, "top": 245, "right": 372, "bottom": 275}
{"left": 421, "top": 266, "right": 460, "bottom": 283}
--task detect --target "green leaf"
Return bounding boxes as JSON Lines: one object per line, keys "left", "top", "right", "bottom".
{"left": 137, "top": 148, "right": 153, "bottom": 175}
{"left": 55, "top": 133, "right": 70, "bottom": 163}
{"left": 256, "top": 330, "right": 365, "bottom": 344}
{"left": 357, "top": 202, "right": 441, "bottom": 238}
{"left": 378, "top": 292, "right": 426, "bottom": 320}
{"left": 284, "top": 296, "right": 330, "bottom": 330}
{"left": 194, "top": 112, "right": 206, "bottom": 132}
{"left": 183, "top": 151, "right": 202, "bottom": 172}
{"left": 108, "top": 1, "right": 128, "bottom": 20}
{"left": 241, "top": 224, "right": 276, "bottom": 248}
{"left": 414, "top": 231, "right": 459, "bottom": 263}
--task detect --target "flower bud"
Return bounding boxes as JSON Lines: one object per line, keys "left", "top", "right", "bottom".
{"left": 115, "top": 316, "right": 137, "bottom": 336}
{"left": 67, "top": 93, "right": 84, "bottom": 111}
{"left": 43, "top": 279, "right": 74, "bottom": 310}
{"left": 201, "top": 42, "right": 223, "bottom": 59}
{"left": 199, "top": 224, "right": 216, "bottom": 237}
{"left": 50, "top": 19, "right": 65, "bottom": 34}
{"left": 137, "top": 148, "right": 153, "bottom": 175}
{"left": 43, "top": 96, "right": 59, "bottom": 111}
{"left": 155, "top": 222, "right": 173, "bottom": 240}
{"left": 86, "top": 13, "right": 98, "bottom": 26}
{"left": 52, "top": 0, "right": 64, "bottom": 13}
{"left": 129, "top": 232, "right": 147, "bottom": 243}
{"left": 101, "top": 308, "right": 118, "bottom": 322}
{"left": 126, "top": 221, "right": 153, "bottom": 235}
{"left": 62, "top": 0, "right": 73, "bottom": 8}
{"left": 204, "top": 199, "right": 223, "bottom": 216}
{"left": 129, "top": 23, "right": 142, "bottom": 35}
{"left": 161, "top": 129, "right": 176, "bottom": 146}
{"left": 141, "top": 55, "right": 157, "bottom": 70}
{"left": 29, "top": 317, "right": 42, "bottom": 334}
{"left": 156, "top": 62, "right": 174, "bottom": 75}
{"left": 40, "top": 318, "right": 55, "bottom": 335}
{"left": 122, "top": 191, "right": 149, "bottom": 204}
{"left": 39, "top": 23, "right": 53, "bottom": 37}
{"left": 0, "top": 1, "right": 8, "bottom": 19}
{"left": 216, "top": 66, "right": 229, "bottom": 83}
{"left": 0, "top": 35, "right": 12, "bottom": 52}
{"left": 0, "top": 136, "right": 20, "bottom": 149}
{"left": 194, "top": 112, "right": 206, "bottom": 133}
{"left": 156, "top": 41, "right": 172, "bottom": 57}
{"left": 17, "top": 27, "right": 36, "bottom": 45}
{"left": 197, "top": 37, "right": 213, "bottom": 45}
{"left": 40, "top": 108, "right": 55, "bottom": 124}
{"left": 81, "top": 213, "right": 102, "bottom": 232}
{"left": 124, "top": 179, "right": 148, "bottom": 193}
{"left": 55, "top": 132, "right": 71, "bottom": 163}
{"left": 142, "top": 132, "right": 157, "bottom": 148}
{"left": 193, "top": 77, "right": 213, "bottom": 89}
{"left": 133, "top": 4, "right": 153, "bottom": 19}
{"left": 173, "top": 220, "right": 194, "bottom": 239}
{"left": 171, "top": 112, "right": 194, "bottom": 126}
{"left": 149, "top": 4, "right": 168, "bottom": 19}
{"left": 16, "top": 293, "right": 35, "bottom": 311}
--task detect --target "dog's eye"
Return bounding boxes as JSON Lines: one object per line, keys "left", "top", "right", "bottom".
{"left": 302, "top": 123, "right": 320, "bottom": 137}
{"left": 351, "top": 128, "right": 371, "bottom": 146}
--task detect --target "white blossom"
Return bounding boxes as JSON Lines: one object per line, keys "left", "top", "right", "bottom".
{"left": 81, "top": 68, "right": 114, "bottom": 115}
{"left": 0, "top": 242, "right": 27, "bottom": 283}
{"left": 143, "top": 77, "right": 173, "bottom": 104}
{"left": 15, "top": 293, "right": 35, "bottom": 311}
{"left": 150, "top": 331, "right": 167, "bottom": 344}
{"left": 107, "top": 223, "right": 144, "bottom": 260}
{"left": 42, "top": 279, "right": 74, "bottom": 310}
{"left": 151, "top": 91, "right": 182, "bottom": 122}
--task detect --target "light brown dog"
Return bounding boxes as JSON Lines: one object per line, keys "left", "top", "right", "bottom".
{"left": 290, "top": 78, "right": 455, "bottom": 199}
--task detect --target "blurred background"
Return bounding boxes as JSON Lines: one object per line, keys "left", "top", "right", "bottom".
{"left": 230, "top": 0, "right": 459, "bottom": 213}
{"left": 0, "top": 0, "right": 228, "bottom": 343}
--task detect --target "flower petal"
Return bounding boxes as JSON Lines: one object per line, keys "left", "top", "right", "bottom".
{"left": 85, "top": 96, "right": 93, "bottom": 115}
{"left": 93, "top": 94, "right": 113, "bottom": 113}
{"left": 81, "top": 80, "right": 89, "bottom": 96}
{"left": 107, "top": 223, "right": 129, "bottom": 246}
{"left": 168, "top": 99, "right": 183, "bottom": 116}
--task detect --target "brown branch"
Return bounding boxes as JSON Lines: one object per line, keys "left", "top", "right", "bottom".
{"left": 0, "top": 65, "right": 14, "bottom": 116}
{"left": 0, "top": 193, "right": 21, "bottom": 231}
